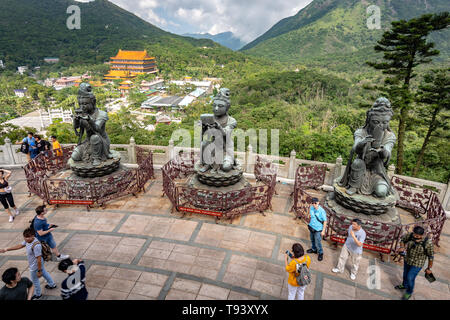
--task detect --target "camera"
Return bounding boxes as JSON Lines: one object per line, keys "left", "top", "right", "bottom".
{"left": 285, "top": 250, "right": 293, "bottom": 258}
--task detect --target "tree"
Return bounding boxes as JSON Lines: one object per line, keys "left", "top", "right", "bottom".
{"left": 46, "top": 121, "right": 78, "bottom": 144}
{"left": 366, "top": 12, "right": 450, "bottom": 174}
{"left": 413, "top": 68, "right": 450, "bottom": 176}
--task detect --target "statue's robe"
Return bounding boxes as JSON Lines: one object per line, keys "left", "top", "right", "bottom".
{"left": 339, "top": 127, "right": 396, "bottom": 195}
{"left": 72, "top": 109, "right": 111, "bottom": 162}
{"left": 201, "top": 114, "right": 237, "bottom": 169}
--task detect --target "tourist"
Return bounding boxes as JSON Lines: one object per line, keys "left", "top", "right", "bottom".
{"left": 33, "top": 205, "right": 69, "bottom": 262}
{"left": 332, "top": 218, "right": 366, "bottom": 280}
{"left": 58, "top": 258, "right": 88, "bottom": 300}
{"left": 34, "top": 135, "right": 51, "bottom": 156}
{"left": 395, "top": 226, "right": 434, "bottom": 300}
{"left": 285, "top": 243, "right": 311, "bottom": 300}
{"left": 0, "top": 267, "right": 34, "bottom": 300}
{"left": 51, "top": 135, "right": 62, "bottom": 157}
{"left": 306, "top": 197, "right": 327, "bottom": 261}
{"left": 0, "top": 169, "right": 19, "bottom": 223}
{"left": 17, "top": 132, "right": 38, "bottom": 161}
{"left": 0, "top": 228, "right": 57, "bottom": 300}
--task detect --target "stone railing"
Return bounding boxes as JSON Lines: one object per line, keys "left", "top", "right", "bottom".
{"left": 1, "top": 137, "right": 449, "bottom": 212}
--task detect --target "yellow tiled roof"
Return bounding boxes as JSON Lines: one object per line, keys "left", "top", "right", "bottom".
{"left": 111, "top": 49, "right": 155, "bottom": 60}
{"left": 104, "top": 70, "right": 136, "bottom": 79}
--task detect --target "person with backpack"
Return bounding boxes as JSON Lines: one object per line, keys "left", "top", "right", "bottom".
{"left": 0, "top": 169, "right": 19, "bottom": 223}
{"left": 58, "top": 258, "right": 88, "bottom": 300}
{"left": 34, "top": 135, "right": 51, "bottom": 156}
{"left": 285, "top": 243, "right": 311, "bottom": 300}
{"left": 395, "top": 226, "right": 434, "bottom": 300}
{"left": 32, "top": 205, "right": 69, "bottom": 262}
{"left": 17, "top": 132, "right": 38, "bottom": 162}
{"left": 0, "top": 228, "right": 57, "bottom": 300}
{"left": 332, "top": 218, "right": 366, "bottom": 280}
{"left": 306, "top": 197, "right": 327, "bottom": 261}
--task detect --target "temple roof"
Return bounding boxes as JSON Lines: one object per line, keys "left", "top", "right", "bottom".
{"left": 104, "top": 70, "right": 135, "bottom": 78}
{"left": 111, "top": 49, "right": 155, "bottom": 60}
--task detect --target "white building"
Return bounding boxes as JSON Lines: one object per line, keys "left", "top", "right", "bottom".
{"left": 17, "top": 66, "right": 28, "bottom": 75}
{"left": 39, "top": 107, "right": 73, "bottom": 128}
{"left": 14, "top": 89, "right": 27, "bottom": 98}
{"left": 140, "top": 78, "right": 164, "bottom": 92}
{"left": 44, "top": 57, "right": 60, "bottom": 64}
{"left": 44, "top": 78, "right": 56, "bottom": 87}
{"left": 178, "top": 88, "right": 206, "bottom": 107}
{"left": 169, "top": 80, "right": 212, "bottom": 92}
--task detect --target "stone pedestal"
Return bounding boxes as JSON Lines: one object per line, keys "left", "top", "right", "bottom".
{"left": 326, "top": 191, "right": 401, "bottom": 225}
{"left": 333, "top": 181, "right": 397, "bottom": 215}
{"left": 68, "top": 150, "right": 121, "bottom": 178}
{"left": 49, "top": 163, "right": 131, "bottom": 182}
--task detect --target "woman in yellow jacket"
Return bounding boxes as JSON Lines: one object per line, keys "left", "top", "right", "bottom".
{"left": 285, "top": 243, "right": 311, "bottom": 300}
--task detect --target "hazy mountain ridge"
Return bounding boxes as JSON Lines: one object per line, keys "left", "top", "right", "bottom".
{"left": 183, "top": 31, "right": 247, "bottom": 51}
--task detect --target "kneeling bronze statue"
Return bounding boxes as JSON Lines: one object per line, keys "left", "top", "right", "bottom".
{"left": 72, "top": 83, "right": 114, "bottom": 167}
{"left": 339, "top": 97, "right": 396, "bottom": 198}
{"left": 69, "top": 83, "right": 120, "bottom": 178}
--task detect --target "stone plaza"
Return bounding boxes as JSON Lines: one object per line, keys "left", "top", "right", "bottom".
{"left": 0, "top": 168, "right": 448, "bottom": 300}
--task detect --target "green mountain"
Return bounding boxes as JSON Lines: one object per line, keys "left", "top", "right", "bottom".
{"left": 242, "top": 0, "right": 450, "bottom": 64}
{"left": 0, "top": 0, "right": 217, "bottom": 68}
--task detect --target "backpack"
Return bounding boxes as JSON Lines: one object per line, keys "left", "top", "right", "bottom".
{"left": 294, "top": 257, "right": 312, "bottom": 286}
{"left": 44, "top": 140, "right": 52, "bottom": 150}
{"left": 31, "top": 240, "right": 53, "bottom": 262}
{"left": 29, "top": 217, "right": 53, "bottom": 262}
{"left": 20, "top": 140, "right": 29, "bottom": 154}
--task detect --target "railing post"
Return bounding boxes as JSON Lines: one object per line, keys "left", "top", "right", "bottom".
{"left": 442, "top": 179, "right": 450, "bottom": 212}
{"left": 3, "top": 138, "right": 16, "bottom": 165}
{"left": 168, "top": 139, "right": 174, "bottom": 161}
{"left": 246, "top": 144, "right": 254, "bottom": 174}
{"left": 333, "top": 155, "right": 343, "bottom": 182}
{"left": 128, "top": 137, "right": 136, "bottom": 164}
{"left": 288, "top": 149, "right": 296, "bottom": 179}
{"left": 388, "top": 164, "right": 395, "bottom": 179}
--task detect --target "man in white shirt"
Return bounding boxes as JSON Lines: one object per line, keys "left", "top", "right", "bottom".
{"left": 332, "top": 218, "right": 366, "bottom": 280}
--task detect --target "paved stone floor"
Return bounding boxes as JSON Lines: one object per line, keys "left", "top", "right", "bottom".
{"left": 0, "top": 169, "right": 449, "bottom": 300}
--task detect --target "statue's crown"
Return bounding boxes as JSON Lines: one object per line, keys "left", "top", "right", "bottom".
{"left": 372, "top": 97, "right": 391, "bottom": 109}
{"left": 78, "top": 83, "right": 94, "bottom": 98}
{"left": 214, "top": 88, "right": 231, "bottom": 106}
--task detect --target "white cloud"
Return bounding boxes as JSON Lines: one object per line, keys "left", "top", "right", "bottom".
{"left": 110, "top": 0, "right": 313, "bottom": 43}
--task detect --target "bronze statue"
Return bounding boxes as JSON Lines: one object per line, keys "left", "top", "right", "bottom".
{"left": 198, "top": 88, "right": 237, "bottom": 174}
{"left": 71, "top": 83, "right": 113, "bottom": 167}
{"left": 339, "top": 97, "right": 396, "bottom": 198}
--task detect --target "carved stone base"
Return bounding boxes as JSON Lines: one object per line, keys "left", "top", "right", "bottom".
{"left": 333, "top": 181, "right": 397, "bottom": 215}
{"left": 194, "top": 162, "right": 243, "bottom": 187}
{"left": 68, "top": 150, "right": 121, "bottom": 178}
{"left": 326, "top": 192, "right": 401, "bottom": 224}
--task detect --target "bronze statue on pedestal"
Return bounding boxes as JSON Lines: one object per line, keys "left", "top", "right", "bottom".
{"left": 339, "top": 97, "right": 396, "bottom": 198}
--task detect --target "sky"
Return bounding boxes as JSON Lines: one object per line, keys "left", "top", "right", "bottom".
{"left": 101, "top": 0, "right": 313, "bottom": 43}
